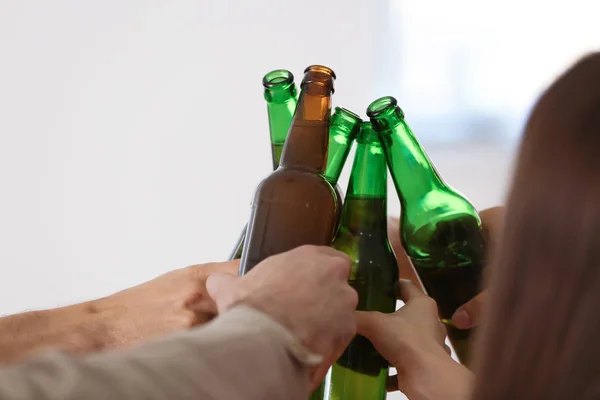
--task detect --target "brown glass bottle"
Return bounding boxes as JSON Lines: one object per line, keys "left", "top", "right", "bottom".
{"left": 227, "top": 70, "right": 298, "bottom": 260}
{"left": 239, "top": 65, "right": 338, "bottom": 275}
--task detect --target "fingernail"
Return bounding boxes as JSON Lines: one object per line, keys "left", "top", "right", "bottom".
{"left": 452, "top": 309, "right": 471, "bottom": 329}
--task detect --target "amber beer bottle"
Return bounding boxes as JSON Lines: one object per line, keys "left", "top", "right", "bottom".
{"left": 233, "top": 106, "right": 360, "bottom": 261}
{"left": 239, "top": 65, "right": 338, "bottom": 275}
{"left": 228, "top": 70, "right": 298, "bottom": 260}
{"left": 367, "top": 96, "right": 486, "bottom": 367}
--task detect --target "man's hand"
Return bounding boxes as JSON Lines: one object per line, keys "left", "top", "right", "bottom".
{"left": 206, "top": 245, "right": 358, "bottom": 389}
{"left": 94, "top": 260, "right": 240, "bottom": 348}
{"left": 0, "top": 260, "right": 240, "bottom": 364}
{"left": 387, "top": 206, "right": 506, "bottom": 329}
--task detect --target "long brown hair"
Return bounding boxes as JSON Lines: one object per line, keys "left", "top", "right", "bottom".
{"left": 472, "top": 52, "right": 600, "bottom": 399}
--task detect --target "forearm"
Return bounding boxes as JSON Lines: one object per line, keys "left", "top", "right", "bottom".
{"left": 0, "top": 305, "right": 309, "bottom": 400}
{"left": 0, "top": 302, "right": 106, "bottom": 364}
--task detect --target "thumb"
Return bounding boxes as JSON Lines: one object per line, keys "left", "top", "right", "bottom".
{"left": 356, "top": 310, "right": 386, "bottom": 338}
{"left": 206, "top": 272, "right": 241, "bottom": 312}
{"left": 451, "top": 292, "right": 485, "bottom": 329}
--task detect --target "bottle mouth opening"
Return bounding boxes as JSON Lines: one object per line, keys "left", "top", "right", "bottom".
{"left": 332, "top": 107, "right": 362, "bottom": 139}
{"left": 304, "top": 65, "right": 337, "bottom": 80}
{"left": 366, "top": 96, "right": 398, "bottom": 117}
{"left": 337, "top": 107, "right": 362, "bottom": 123}
{"left": 263, "top": 69, "right": 294, "bottom": 88}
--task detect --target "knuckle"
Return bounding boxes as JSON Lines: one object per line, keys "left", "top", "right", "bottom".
{"left": 420, "top": 296, "right": 439, "bottom": 314}
{"left": 185, "top": 264, "right": 208, "bottom": 280}
{"left": 328, "top": 255, "right": 351, "bottom": 277}
{"left": 183, "top": 290, "right": 203, "bottom": 307}
{"left": 344, "top": 286, "right": 359, "bottom": 308}
{"left": 181, "top": 310, "right": 201, "bottom": 328}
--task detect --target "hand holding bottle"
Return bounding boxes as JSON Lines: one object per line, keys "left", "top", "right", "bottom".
{"left": 206, "top": 245, "right": 358, "bottom": 389}
{"left": 451, "top": 206, "right": 505, "bottom": 328}
{"left": 356, "top": 280, "right": 474, "bottom": 400}
{"left": 388, "top": 206, "right": 506, "bottom": 329}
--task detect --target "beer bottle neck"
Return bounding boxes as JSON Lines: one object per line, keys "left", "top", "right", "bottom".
{"left": 324, "top": 108, "right": 362, "bottom": 185}
{"left": 263, "top": 70, "right": 298, "bottom": 170}
{"left": 378, "top": 115, "right": 445, "bottom": 206}
{"left": 340, "top": 127, "right": 388, "bottom": 233}
{"left": 278, "top": 86, "right": 332, "bottom": 172}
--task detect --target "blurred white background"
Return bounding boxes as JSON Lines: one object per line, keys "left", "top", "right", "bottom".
{"left": 0, "top": 1, "right": 598, "bottom": 398}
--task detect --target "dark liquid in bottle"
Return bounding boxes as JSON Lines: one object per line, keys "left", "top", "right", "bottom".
{"left": 333, "top": 197, "right": 398, "bottom": 376}
{"left": 409, "top": 215, "right": 485, "bottom": 366}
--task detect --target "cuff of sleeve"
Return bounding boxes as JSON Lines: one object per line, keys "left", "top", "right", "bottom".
{"left": 226, "top": 304, "right": 324, "bottom": 367}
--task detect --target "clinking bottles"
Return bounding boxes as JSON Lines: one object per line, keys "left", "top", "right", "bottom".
{"left": 229, "top": 76, "right": 359, "bottom": 261}
{"left": 319, "top": 121, "right": 399, "bottom": 400}
{"left": 367, "top": 95, "right": 486, "bottom": 367}
{"left": 239, "top": 65, "right": 338, "bottom": 275}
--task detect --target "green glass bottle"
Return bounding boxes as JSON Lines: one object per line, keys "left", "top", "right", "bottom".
{"left": 320, "top": 121, "right": 399, "bottom": 400}
{"left": 239, "top": 65, "right": 338, "bottom": 274}
{"left": 228, "top": 69, "right": 298, "bottom": 260}
{"left": 367, "top": 96, "right": 485, "bottom": 367}
{"left": 326, "top": 106, "right": 362, "bottom": 231}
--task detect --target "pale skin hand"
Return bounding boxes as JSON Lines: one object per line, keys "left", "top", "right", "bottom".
{"left": 206, "top": 245, "right": 358, "bottom": 391}
{"left": 0, "top": 260, "right": 239, "bottom": 364}
{"left": 357, "top": 280, "right": 474, "bottom": 400}
{"left": 387, "top": 206, "right": 505, "bottom": 329}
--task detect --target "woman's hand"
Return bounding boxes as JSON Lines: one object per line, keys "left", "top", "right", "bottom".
{"left": 356, "top": 280, "right": 474, "bottom": 400}
{"left": 388, "top": 206, "right": 506, "bottom": 330}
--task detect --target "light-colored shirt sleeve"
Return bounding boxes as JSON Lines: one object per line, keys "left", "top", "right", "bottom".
{"left": 0, "top": 305, "right": 313, "bottom": 400}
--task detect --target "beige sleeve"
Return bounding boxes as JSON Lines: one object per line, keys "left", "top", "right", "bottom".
{"left": 0, "top": 305, "right": 313, "bottom": 400}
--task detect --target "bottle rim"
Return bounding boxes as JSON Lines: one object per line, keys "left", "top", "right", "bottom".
{"left": 366, "top": 96, "right": 398, "bottom": 118}
{"left": 336, "top": 106, "right": 362, "bottom": 123}
{"left": 331, "top": 107, "right": 362, "bottom": 140}
{"left": 303, "top": 65, "right": 337, "bottom": 80}
{"left": 262, "top": 69, "right": 295, "bottom": 89}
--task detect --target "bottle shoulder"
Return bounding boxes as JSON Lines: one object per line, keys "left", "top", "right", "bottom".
{"left": 251, "top": 168, "right": 337, "bottom": 211}
{"left": 402, "top": 187, "right": 480, "bottom": 230}
{"left": 400, "top": 187, "right": 485, "bottom": 266}
{"left": 257, "top": 168, "right": 334, "bottom": 192}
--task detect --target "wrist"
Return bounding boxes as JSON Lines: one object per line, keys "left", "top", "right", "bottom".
{"left": 60, "top": 299, "right": 109, "bottom": 353}
{"left": 229, "top": 293, "right": 295, "bottom": 335}
{"left": 224, "top": 304, "right": 322, "bottom": 389}
{"left": 409, "top": 351, "right": 473, "bottom": 400}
